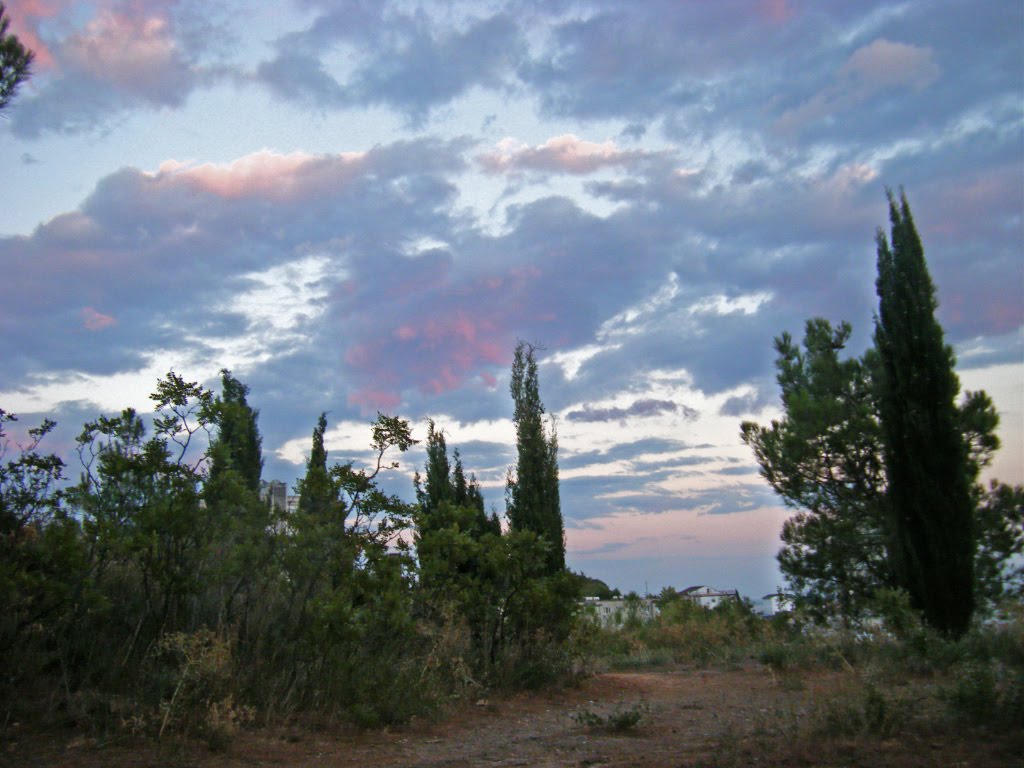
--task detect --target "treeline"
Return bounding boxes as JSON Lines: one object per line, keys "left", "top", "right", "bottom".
{"left": 0, "top": 342, "right": 576, "bottom": 741}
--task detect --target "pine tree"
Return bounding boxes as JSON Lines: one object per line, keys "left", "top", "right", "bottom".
{"left": 875, "top": 189, "right": 975, "bottom": 636}
{"left": 0, "top": 3, "right": 34, "bottom": 113}
{"left": 507, "top": 342, "right": 564, "bottom": 573}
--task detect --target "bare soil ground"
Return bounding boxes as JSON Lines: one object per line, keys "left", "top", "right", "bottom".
{"left": 4, "top": 663, "right": 1021, "bottom": 767}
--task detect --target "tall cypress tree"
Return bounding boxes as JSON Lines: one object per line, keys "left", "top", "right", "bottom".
{"left": 874, "top": 189, "right": 975, "bottom": 636}
{"left": 416, "top": 420, "right": 452, "bottom": 520}
{"left": 209, "top": 369, "right": 263, "bottom": 493}
{"left": 297, "top": 413, "right": 332, "bottom": 520}
{"left": 416, "top": 423, "right": 496, "bottom": 540}
{"left": 507, "top": 341, "right": 564, "bottom": 573}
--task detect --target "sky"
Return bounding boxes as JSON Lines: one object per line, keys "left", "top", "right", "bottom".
{"left": 2, "top": 0, "right": 1022, "bottom": 604}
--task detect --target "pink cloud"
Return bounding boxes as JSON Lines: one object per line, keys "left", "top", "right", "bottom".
{"left": 153, "top": 150, "right": 367, "bottom": 201}
{"left": 59, "top": 7, "right": 189, "bottom": 102}
{"left": 776, "top": 39, "right": 939, "bottom": 134}
{"left": 757, "top": 0, "right": 792, "bottom": 24}
{"left": 478, "top": 134, "right": 649, "bottom": 175}
{"left": 426, "top": 365, "right": 463, "bottom": 395}
{"left": 348, "top": 387, "right": 402, "bottom": 412}
{"left": 344, "top": 303, "right": 515, "bottom": 404}
{"left": 840, "top": 39, "right": 939, "bottom": 91}
{"left": 345, "top": 344, "right": 371, "bottom": 367}
{"left": 80, "top": 306, "right": 116, "bottom": 331}
{"left": 5, "top": 0, "right": 69, "bottom": 70}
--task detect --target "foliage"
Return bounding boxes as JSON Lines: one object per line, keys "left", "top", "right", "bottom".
{"left": 975, "top": 481, "right": 1024, "bottom": 598}
{"left": 1, "top": 352, "right": 582, "bottom": 740}
{"left": 586, "top": 594, "right": 770, "bottom": 670}
{"left": 569, "top": 570, "right": 621, "bottom": 599}
{"left": 507, "top": 341, "right": 564, "bottom": 574}
{"left": 742, "top": 194, "right": 1020, "bottom": 630}
{"left": 208, "top": 369, "right": 263, "bottom": 493}
{"left": 741, "top": 319, "right": 888, "bottom": 620}
{"left": 0, "top": 409, "right": 84, "bottom": 670}
{"left": 814, "top": 682, "right": 910, "bottom": 739}
{"left": 875, "top": 189, "right": 976, "bottom": 637}
{"left": 0, "top": 2, "right": 33, "bottom": 112}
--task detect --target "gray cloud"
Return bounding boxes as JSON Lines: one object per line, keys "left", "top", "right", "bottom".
{"left": 257, "top": 8, "right": 524, "bottom": 124}
{"left": 566, "top": 399, "right": 696, "bottom": 424}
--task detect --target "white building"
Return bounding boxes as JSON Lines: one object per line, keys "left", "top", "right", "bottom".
{"left": 580, "top": 596, "right": 660, "bottom": 628}
{"left": 679, "top": 585, "right": 740, "bottom": 609}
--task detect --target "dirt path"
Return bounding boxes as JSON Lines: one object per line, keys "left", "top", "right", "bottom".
{"left": 5, "top": 664, "right": 1019, "bottom": 767}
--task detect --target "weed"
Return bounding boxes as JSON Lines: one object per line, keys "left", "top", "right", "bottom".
{"left": 814, "top": 682, "right": 909, "bottom": 738}
{"left": 945, "top": 659, "right": 1024, "bottom": 728}
{"left": 572, "top": 700, "right": 649, "bottom": 732}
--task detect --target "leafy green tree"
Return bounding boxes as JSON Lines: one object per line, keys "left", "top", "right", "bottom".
{"left": 278, "top": 413, "right": 420, "bottom": 715}
{"left": 415, "top": 420, "right": 452, "bottom": 521}
{"left": 569, "top": 570, "right": 620, "bottom": 600}
{"left": 506, "top": 341, "right": 564, "bottom": 573}
{"left": 875, "top": 190, "right": 975, "bottom": 636}
{"left": 742, "top": 320, "right": 1015, "bottom": 623}
{"left": 974, "top": 481, "right": 1024, "bottom": 599}
{"left": 0, "top": 3, "right": 33, "bottom": 113}
{"left": 75, "top": 376, "right": 214, "bottom": 612}
{"left": 0, "top": 410, "right": 84, "bottom": 660}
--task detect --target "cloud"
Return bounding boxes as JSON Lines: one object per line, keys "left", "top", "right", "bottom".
{"left": 6, "top": 4, "right": 214, "bottom": 137}
{"left": 566, "top": 398, "right": 696, "bottom": 424}
{"left": 80, "top": 307, "right": 116, "bottom": 331}
{"left": 0, "top": 140, "right": 470, "bottom": 391}
{"left": 3, "top": 0, "right": 69, "bottom": 70}
{"left": 477, "top": 134, "right": 652, "bottom": 175}
{"left": 151, "top": 150, "right": 367, "bottom": 201}
{"left": 719, "top": 385, "right": 775, "bottom": 417}
{"left": 776, "top": 38, "right": 939, "bottom": 134}
{"left": 256, "top": 9, "right": 524, "bottom": 123}
{"left": 839, "top": 38, "right": 940, "bottom": 91}
{"left": 63, "top": 11, "right": 186, "bottom": 102}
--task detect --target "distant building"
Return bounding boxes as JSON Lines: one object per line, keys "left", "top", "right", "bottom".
{"left": 259, "top": 479, "right": 300, "bottom": 516}
{"left": 259, "top": 480, "right": 287, "bottom": 510}
{"left": 580, "top": 596, "right": 660, "bottom": 628}
{"left": 679, "top": 585, "right": 740, "bottom": 609}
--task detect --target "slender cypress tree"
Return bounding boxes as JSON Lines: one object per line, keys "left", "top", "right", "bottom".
{"left": 874, "top": 189, "right": 975, "bottom": 636}
{"left": 417, "top": 420, "right": 452, "bottom": 519}
{"left": 209, "top": 369, "right": 263, "bottom": 493}
{"left": 507, "top": 342, "right": 565, "bottom": 573}
{"left": 297, "top": 413, "right": 332, "bottom": 519}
